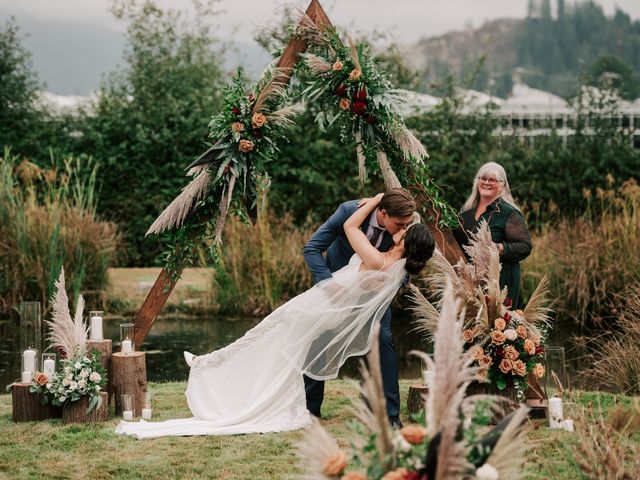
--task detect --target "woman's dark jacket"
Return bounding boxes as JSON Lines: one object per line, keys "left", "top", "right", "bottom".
{"left": 453, "top": 197, "right": 532, "bottom": 308}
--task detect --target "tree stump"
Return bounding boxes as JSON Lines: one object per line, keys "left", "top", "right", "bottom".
{"left": 111, "top": 352, "right": 147, "bottom": 416}
{"left": 87, "top": 339, "right": 113, "bottom": 404}
{"left": 62, "top": 391, "right": 109, "bottom": 424}
{"left": 11, "top": 383, "right": 61, "bottom": 422}
{"left": 407, "top": 384, "right": 429, "bottom": 416}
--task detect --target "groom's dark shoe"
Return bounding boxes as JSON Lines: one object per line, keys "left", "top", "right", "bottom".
{"left": 389, "top": 416, "right": 403, "bottom": 430}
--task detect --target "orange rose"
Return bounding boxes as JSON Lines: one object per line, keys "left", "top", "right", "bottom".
{"left": 332, "top": 61, "right": 344, "bottom": 71}
{"left": 533, "top": 363, "right": 545, "bottom": 378}
{"left": 231, "top": 122, "right": 244, "bottom": 133}
{"left": 462, "top": 329, "right": 474, "bottom": 343}
{"left": 252, "top": 112, "right": 267, "bottom": 128}
{"left": 503, "top": 345, "right": 519, "bottom": 361}
{"left": 400, "top": 424, "right": 427, "bottom": 445}
{"left": 476, "top": 367, "right": 489, "bottom": 383}
{"left": 238, "top": 139, "right": 254, "bottom": 153}
{"left": 516, "top": 325, "right": 527, "bottom": 339}
{"left": 323, "top": 451, "right": 348, "bottom": 477}
{"left": 494, "top": 318, "right": 506, "bottom": 331}
{"left": 339, "top": 98, "right": 351, "bottom": 110}
{"left": 34, "top": 372, "right": 48, "bottom": 386}
{"left": 349, "top": 69, "right": 362, "bottom": 81}
{"left": 472, "top": 345, "right": 484, "bottom": 361}
{"left": 478, "top": 354, "right": 493, "bottom": 368}
{"left": 512, "top": 359, "right": 527, "bottom": 376}
{"left": 382, "top": 468, "right": 408, "bottom": 480}
{"left": 524, "top": 339, "right": 536, "bottom": 355}
{"left": 490, "top": 330, "right": 506, "bottom": 345}
{"left": 516, "top": 309, "right": 525, "bottom": 317}
{"left": 530, "top": 332, "right": 541, "bottom": 346}
{"left": 499, "top": 359, "right": 513, "bottom": 374}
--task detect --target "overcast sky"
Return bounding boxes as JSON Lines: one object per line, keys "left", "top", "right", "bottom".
{"left": 3, "top": 0, "right": 640, "bottom": 44}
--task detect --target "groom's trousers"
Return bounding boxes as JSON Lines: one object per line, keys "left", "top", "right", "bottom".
{"left": 303, "top": 306, "right": 400, "bottom": 418}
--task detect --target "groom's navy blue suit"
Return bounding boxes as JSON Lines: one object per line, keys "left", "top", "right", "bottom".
{"left": 302, "top": 200, "right": 401, "bottom": 418}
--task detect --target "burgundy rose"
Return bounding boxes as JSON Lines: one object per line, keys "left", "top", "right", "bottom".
{"left": 355, "top": 89, "right": 367, "bottom": 101}
{"left": 504, "top": 311, "right": 511, "bottom": 323}
{"left": 335, "top": 84, "right": 347, "bottom": 97}
{"left": 484, "top": 295, "right": 491, "bottom": 305}
{"left": 247, "top": 93, "right": 255, "bottom": 102}
{"left": 352, "top": 101, "right": 367, "bottom": 115}
{"left": 535, "top": 346, "right": 544, "bottom": 354}
{"left": 496, "top": 346, "right": 504, "bottom": 358}
{"left": 404, "top": 472, "right": 422, "bottom": 480}
{"left": 504, "top": 297, "right": 513, "bottom": 308}
{"left": 365, "top": 115, "right": 377, "bottom": 124}
{"left": 232, "top": 107, "right": 241, "bottom": 115}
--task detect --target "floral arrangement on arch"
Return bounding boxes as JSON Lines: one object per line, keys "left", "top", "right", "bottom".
{"left": 29, "top": 268, "right": 107, "bottom": 412}
{"left": 297, "top": 284, "right": 531, "bottom": 480}
{"left": 409, "top": 222, "right": 551, "bottom": 402}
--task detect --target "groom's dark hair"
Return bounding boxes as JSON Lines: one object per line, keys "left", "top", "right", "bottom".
{"left": 380, "top": 188, "right": 416, "bottom": 217}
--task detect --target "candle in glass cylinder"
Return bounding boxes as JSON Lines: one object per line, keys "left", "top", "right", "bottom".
{"left": 123, "top": 410, "right": 133, "bottom": 421}
{"left": 548, "top": 397, "right": 563, "bottom": 428}
{"left": 141, "top": 408, "right": 152, "bottom": 420}
{"left": 90, "top": 312, "right": 104, "bottom": 341}
{"left": 43, "top": 358, "right": 55, "bottom": 377}
{"left": 22, "top": 349, "right": 36, "bottom": 373}
{"left": 21, "top": 370, "right": 33, "bottom": 383}
{"left": 121, "top": 339, "right": 132, "bottom": 354}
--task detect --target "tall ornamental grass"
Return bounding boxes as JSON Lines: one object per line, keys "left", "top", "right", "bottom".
{"left": 522, "top": 178, "right": 640, "bottom": 327}
{"left": 213, "top": 189, "right": 314, "bottom": 316}
{"left": 0, "top": 148, "right": 120, "bottom": 312}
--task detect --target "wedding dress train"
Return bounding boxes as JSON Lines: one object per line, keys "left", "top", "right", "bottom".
{"left": 115, "top": 255, "right": 406, "bottom": 439}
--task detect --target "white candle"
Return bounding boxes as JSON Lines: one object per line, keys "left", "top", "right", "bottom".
{"left": 123, "top": 410, "right": 133, "bottom": 421}
{"left": 21, "top": 370, "right": 33, "bottom": 384}
{"left": 141, "top": 408, "right": 152, "bottom": 420}
{"left": 548, "top": 397, "right": 564, "bottom": 428}
{"left": 22, "top": 349, "right": 36, "bottom": 373}
{"left": 121, "top": 339, "right": 132, "bottom": 354}
{"left": 90, "top": 316, "right": 103, "bottom": 340}
{"left": 562, "top": 419, "right": 574, "bottom": 432}
{"left": 43, "top": 358, "right": 55, "bottom": 377}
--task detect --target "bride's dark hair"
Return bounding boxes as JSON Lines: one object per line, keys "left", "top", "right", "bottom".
{"left": 402, "top": 223, "right": 435, "bottom": 275}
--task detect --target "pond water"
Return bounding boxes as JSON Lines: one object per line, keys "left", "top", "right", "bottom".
{"left": 0, "top": 314, "right": 432, "bottom": 388}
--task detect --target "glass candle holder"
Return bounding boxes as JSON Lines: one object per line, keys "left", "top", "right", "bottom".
{"left": 141, "top": 392, "right": 153, "bottom": 420}
{"left": 544, "top": 346, "right": 568, "bottom": 399}
{"left": 42, "top": 352, "right": 57, "bottom": 378}
{"left": 122, "top": 394, "right": 134, "bottom": 421}
{"left": 20, "top": 301, "right": 41, "bottom": 376}
{"left": 89, "top": 310, "right": 104, "bottom": 340}
{"left": 120, "top": 323, "right": 135, "bottom": 354}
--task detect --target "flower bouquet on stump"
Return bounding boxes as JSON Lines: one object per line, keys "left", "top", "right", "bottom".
{"left": 297, "top": 284, "right": 531, "bottom": 480}
{"left": 409, "top": 222, "right": 551, "bottom": 413}
{"left": 33, "top": 268, "right": 108, "bottom": 423}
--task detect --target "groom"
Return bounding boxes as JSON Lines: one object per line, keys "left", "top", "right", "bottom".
{"left": 303, "top": 188, "right": 417, "bottom": 428}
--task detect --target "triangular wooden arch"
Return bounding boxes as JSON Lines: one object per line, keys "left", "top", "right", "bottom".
{"left": 132, "top": 0, "right": 464, "bottom": 348}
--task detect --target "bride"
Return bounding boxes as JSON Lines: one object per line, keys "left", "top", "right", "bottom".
{"left": 115, "top": 194, "right": 435, "bottom": 438}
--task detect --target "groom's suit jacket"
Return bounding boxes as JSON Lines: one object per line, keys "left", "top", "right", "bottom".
{"left": 303, "top": 200, "right": 394, "bottom": 284}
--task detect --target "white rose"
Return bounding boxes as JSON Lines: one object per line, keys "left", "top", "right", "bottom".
{"left": 504, "top": 328, "right": 517, "bottom": 341}
{"left": 476, "top": 463, "right": 499, "bottom": 480}
{"left": 62, "top": 378, "right": 70, "bottom": 386}
{"left": 78, "top": 379, "right": 86, "bottom": 388}
{"left": 66, "top": 373, "right": 73, "bottom": 381}
{"left": 80, "top": 369, "right": 89, "bottom": 379}
{"left": 74, "top": 362, "right": 82, "bottom": 369}
{"left": 64, "top": 366, "right": 71, "bottom": 374}
{"left": 95, "top": 385, "right": 101, "bottom": 391}
{"left": 58, "top": 395, "right": 66, "bottom": 402}
{"left": 46, "top": 383, "right": 52, "bottom": 389}
{"left": 89, "top": 372, "right": 101, "bottom": 383}
{"left": 69, "top": 381, "right": 78, "bottom": 391}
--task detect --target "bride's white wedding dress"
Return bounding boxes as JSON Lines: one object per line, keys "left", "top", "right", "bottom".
{"left": 115, "top": 255, "right": 406, "bottom": 439}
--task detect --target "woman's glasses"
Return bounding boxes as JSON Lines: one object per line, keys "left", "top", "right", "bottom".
{"left": 478, "top": 176, "right": 503, "bottom": 185}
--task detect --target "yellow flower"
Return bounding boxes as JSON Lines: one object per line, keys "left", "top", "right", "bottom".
{"left": 499, "top": 358, "right": 513, "bottom": 374}
{"left": 323, "top": 451, "right": 348, "bottom": 477}
{"left": 533, "top": 363, "right": 545, "bottom": 378}
{"left": 400, "top": 424, "right": 427, "bottom": 445}
{"left": 490, "top": 330, "right": 506, "bottom": 345}
{"left": 238, "top": 139, "right": 254, "bottom": 153}
{"left": 349, "top": 68, "right": 362, "bottom": 81}
{"left": 231, "top": 122, "right": 244, "bottom": 133}
{"left": 339, "top": 98, "right": 351, "bottom": 110}
{"left": 512, "top": 359, "right": 527, "bottom": 376}
{"left": 332, "top": 60, "right": 344, "bottom": 71}
{"left": 251, "top": 112, "right": 267, "bottom": 128}
{"left": 524, "top": 338, "right": 536, "bottom": 355}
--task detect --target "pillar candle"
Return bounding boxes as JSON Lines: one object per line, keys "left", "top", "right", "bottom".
{"left": 43, "top": 358, "right": 56, "bottom": 377}
{"left": 21, "top": 370, "right": 33, "bottom": 383}
{"left": 22, "top": 349, "right": 36, "bottom": 373}
{"left": 90, "top": 315, "right": 103, "bottom": 340}
{"left": 123, "top": 410, "right": 133, "bottom": 421}
{"left": 548, "top": 397, "right": 563, "bottom": 428}
{"left": 121, "top": 339, "right": 132, "bottom": 354}
{"left": 141, "top": 408, "right": 152, "bottom": 420}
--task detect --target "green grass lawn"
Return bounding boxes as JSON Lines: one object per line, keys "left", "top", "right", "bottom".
{"left": 0, "top": 380, "right": 637, "bottom": 480}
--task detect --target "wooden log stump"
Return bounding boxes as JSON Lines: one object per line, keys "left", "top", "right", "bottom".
{"left": 11, "top": 383, "right": 61, "bottom": 422}
{"left": 407, "top": 384, "right": 429, "bottom": 416}
{"left": 112, "top": 352, "right": 147, "bottom": 416}
{"left": 62, "top": 391, "right": 109, "bottom": 424}
{"left": 87, "top": 339, "right": 113, "bottom": 403}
